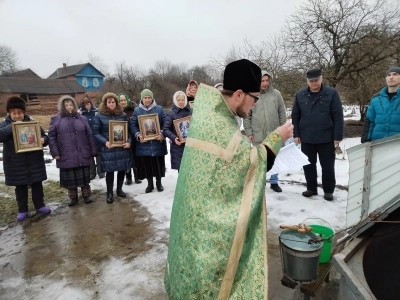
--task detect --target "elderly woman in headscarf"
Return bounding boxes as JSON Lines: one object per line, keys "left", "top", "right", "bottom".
{"left": 118, "top": 93, "right": 142, "bottom": 185}
{"left": 48, "top": 95, "right": 98, "bottom": 206}
{"left": 186, "top": 80, "right": 198, "bottom": 102}
{"left": 92, "top": 92, "right": 133, "bottom": 204}
{"left": 163, "top": 91, "right": 192, "bottom": 172}
{"left": 129, "top": 89, "right": 167, "bottom": 193}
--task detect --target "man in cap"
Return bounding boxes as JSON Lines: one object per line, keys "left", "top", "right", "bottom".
{"left": 164, "top": 59, "right": 293, "bottom": 299}
{"left": 291, "top": 68, "right": 344, "bottom": 201}
{"left": 361, "top": 67, "right": 400, "bottom": 143}
{"left": 244, "top": 70, "right": 287, "bottom": 192}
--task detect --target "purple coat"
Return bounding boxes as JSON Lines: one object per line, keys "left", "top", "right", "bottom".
{"left": 48, "top": 113, "right": 97, "bottom": 169}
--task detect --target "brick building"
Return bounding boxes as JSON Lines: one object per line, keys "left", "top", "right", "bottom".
{"left": 0, "top": 76, "right": 86, "bottom": 116}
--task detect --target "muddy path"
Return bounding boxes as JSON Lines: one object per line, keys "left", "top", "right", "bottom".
{"left": 0, "top": 194, "right": 168, "bottom": 300}
{"left": 0, "top": 193, "right": 339, "bottom": 300}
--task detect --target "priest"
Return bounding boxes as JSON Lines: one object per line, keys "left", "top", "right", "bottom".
{"left": 165, "top": 59, "right": 293, "bottom": 299}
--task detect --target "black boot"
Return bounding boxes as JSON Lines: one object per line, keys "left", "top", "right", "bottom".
{"left": 106, "top": 185, "right": 114, "bottom": 204}
{"left": 133, "top": 167, "right": 142, "bottom": 184}
{"left": 156, "top": 178, "right": 164, "bottom": 192}
{"left": 125, "top": 169, "right": 133, "bottom": 185}
{"left": 116, "top": 172, "right": 127, "bottom": 197}
{"left": 145, "top": 178, "right": 154, "bottom": 193}
{"left": 68, "top": 198, "right": 78, "bottom": 206}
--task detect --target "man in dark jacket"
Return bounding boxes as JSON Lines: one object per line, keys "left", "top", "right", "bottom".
{"left": 292, "top": 68, "right": 344, "bottom": 201}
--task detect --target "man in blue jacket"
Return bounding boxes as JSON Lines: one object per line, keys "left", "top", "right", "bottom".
{"left": 361, "top": 67, "right": 400, "bottom": 143}
{"left": 292, "top": 69, "right": 344, "bottom": 201}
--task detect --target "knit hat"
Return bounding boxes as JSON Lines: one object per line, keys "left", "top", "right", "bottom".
{"left": 223, "top": 59, "right": 261, "bottom": 93}
{"left": 118, "top": 93, "right": 131, "bottom": 105}
{"left": 6, "top": 96, "right": 26, "bottom": 112}
{"left": 141, "top": 89, "right": 153, "bottom": 100}
{"left": 102, "top": 92, "right": 119, "bottom": 103}
{"left": 387, "top": 67, "right": 400, "bottom": 75}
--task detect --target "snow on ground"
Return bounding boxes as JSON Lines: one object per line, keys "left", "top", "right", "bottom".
{"left": 0, "top": 136, "right": 361, "bottom": 299}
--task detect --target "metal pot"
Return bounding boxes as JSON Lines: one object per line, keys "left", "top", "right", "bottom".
{"left": 279, "top": 229, "right": 323, "bottom": 283}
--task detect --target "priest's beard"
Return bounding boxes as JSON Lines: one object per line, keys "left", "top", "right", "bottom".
{"left": 236, "top": 102, "right": 248, "bottom": 118}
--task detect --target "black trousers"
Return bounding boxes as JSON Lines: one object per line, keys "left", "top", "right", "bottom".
{"left": 15, "top": 182, "right": 45, "bottom": 213}
{"left": 301, "top": 142, "right": 336, "bottom": 194}
{"left": 105, "top": 171, "right": 125, "bottom": 186}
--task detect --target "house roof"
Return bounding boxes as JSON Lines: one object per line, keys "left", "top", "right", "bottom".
{"left": 47, "top": 63, "right": 105, "bottom": 79}
{"left": 3, "top": 68, "right": 41, "bottom": 79}
{"left": 0, "top": 77, "right": 86, "bottom": 94}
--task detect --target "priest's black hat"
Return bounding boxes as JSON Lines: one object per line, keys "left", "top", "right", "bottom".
{"left": 223, "top": 59, "right": 261, "bottom": 93}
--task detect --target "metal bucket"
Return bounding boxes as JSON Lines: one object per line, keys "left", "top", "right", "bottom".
{"left": 279, "top": 229, "right": 323, "bottom": 283}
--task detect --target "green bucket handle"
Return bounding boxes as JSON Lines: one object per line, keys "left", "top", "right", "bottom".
{"left": 302, "top": 217, "right": 335, "bottom": 235}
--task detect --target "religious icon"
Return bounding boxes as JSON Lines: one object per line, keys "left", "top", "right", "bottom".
{"left": 138, "top": 114, "right": 161, "bottom": 141}
{"left": 173, "top": 116, "right": 191, "bottom": 143}
{"left": 12, "top": 121, "right": 43, "bottom": 153}
{"left": 109, "top": 121, "right": 128, "bottom": 147}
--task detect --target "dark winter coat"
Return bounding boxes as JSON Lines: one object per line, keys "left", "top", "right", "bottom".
{"left": 0, "top": 115, "right": 48, "bottom": 186}
{"left": 163, "top": 103, "right": 192, "bottom": 170}
{"left": 361, "top": 86, "right": 400, "bottom": 143}
{"left": 129, "top": 101, "right": 168, "bottom": 157}
{"left": 292, "top": 85, "right": 344, "bottom": 144}
{"left": 48, "top": 114, "right": 97, "bottom": 169}
{"left": 79, "top": 103, "right": 98, "bottom": 130}
{"left": 93, "top": 103, "right": 133, "bottom": 172}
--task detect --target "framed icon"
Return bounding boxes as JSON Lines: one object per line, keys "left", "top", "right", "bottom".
{"left": 109, "top": 120, "right": 128, "bottom": 147}
{"left": 12, "top": 121, "right": 43, "bottom": 153}
{"left": 138, "top": 114, "right": 161, "bottom": 141}
{"left": 173, "top": 116, "right": 191, "bottom": 143}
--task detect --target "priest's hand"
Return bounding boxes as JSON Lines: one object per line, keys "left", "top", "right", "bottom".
{"left": 294, "top": 137, "right": 301, "bottom": 144}
{"left": 276, "top": 122, "right": 293, "bottom": 142}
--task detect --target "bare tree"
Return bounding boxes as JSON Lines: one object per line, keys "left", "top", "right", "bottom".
{"left": 114, "top": 61, "right": 147, "bottom": 101}
{"left": 88, "top": 53, "right": 110, "bottom": 77}
{"left": 0, "top": 44, "right": 19, "bottom": 75}
{"left": 284, "top": 0, "right": 400, "bottom": 87}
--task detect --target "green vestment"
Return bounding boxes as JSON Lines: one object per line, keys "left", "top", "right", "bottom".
{"left": 165, "top": 84, "right": 282, "bottom": 299}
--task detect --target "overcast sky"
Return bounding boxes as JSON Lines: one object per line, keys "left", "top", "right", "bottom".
{"left": 0, "top": 0, "right": 305, "bottom": 78}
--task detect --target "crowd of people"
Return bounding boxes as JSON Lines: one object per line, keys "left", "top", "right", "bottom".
{"left": 0, "top": 80, "right": 198, "bottom": 220}
{"left": 1, "top": 58, "right": 400, "bottom": 298}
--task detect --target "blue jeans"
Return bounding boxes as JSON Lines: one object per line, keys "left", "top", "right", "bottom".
{"left": 270, "top": 173, "right": 279, "bottom": 184}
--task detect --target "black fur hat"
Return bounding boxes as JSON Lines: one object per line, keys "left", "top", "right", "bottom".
{"left": 6, "top": 96, "right": 26, "bottom": 112}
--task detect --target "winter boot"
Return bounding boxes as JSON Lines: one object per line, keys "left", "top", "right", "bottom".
{"left": 106, "top": 185, "right": 114, "bottom": 204}
{"left": 125, "top": 169, "right": 133, "bottom": 185}
{"left": 68, "top": 198, "right": 78, "bottom": 206}
{"left": 36, "top": 206, "right": 51, "bottom": 215}
{"left": 81, "top": 185, "right": 92, "bottom": 204}
{"left": 145, "top": 177, "right": 154, "bottom": 193}
{"left": 133, "top": 167, "right": 142, "bottom": 184}
{"left": 270, "top": 183, "right": 282, "bottom": 193}
{"left": 156, "top": 178, "right": 164, "bottom": 192}
{"left": 302, "top": 190, "right": 318, "bottom": 198}
{"left": 16, "top": 212, "right": 28, "bottom": 221}
{"left": 68, "top": 188, "right": 78, "bottom": 206}
{"left": 116, "top": 172, "right": 127, "bottom": 197}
